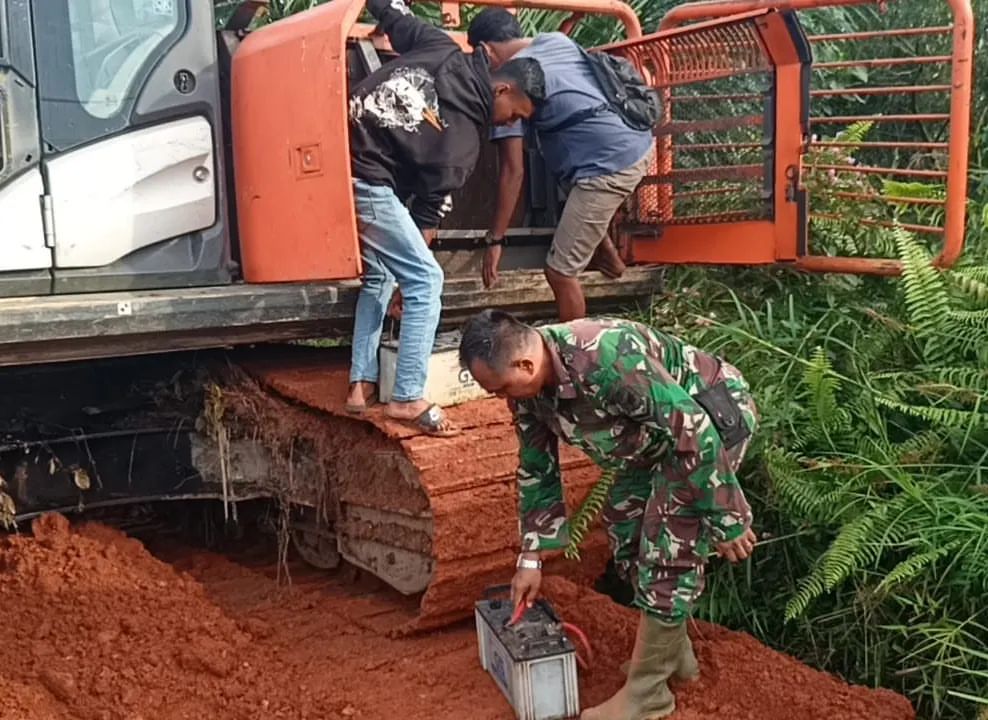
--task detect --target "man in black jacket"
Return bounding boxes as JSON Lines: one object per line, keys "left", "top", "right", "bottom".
{"left": 345, "top": 0, "right": 495, "bottom": 436}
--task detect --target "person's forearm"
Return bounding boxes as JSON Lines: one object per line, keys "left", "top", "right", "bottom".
{"left": 704, "top": 473, "right": 753, "bottom": 543}
{"left": 491, "top": 139, "right": 524, "bottom": 238}
{"left": 491, "top": 170, "right": 522, "bottom": 237}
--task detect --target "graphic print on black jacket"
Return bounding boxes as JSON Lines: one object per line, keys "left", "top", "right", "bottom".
{"left": 349, "top": 0, "right": 493, "bottom": 230}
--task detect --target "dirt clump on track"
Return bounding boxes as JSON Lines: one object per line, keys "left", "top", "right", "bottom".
{"left": 0, "top": 515, "right": 914, "bottom": 720}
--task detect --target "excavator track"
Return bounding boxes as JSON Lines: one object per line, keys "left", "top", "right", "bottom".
{"left": 0, "top": 345, "right": 612, "bottom": 633}
{"left": 221, "top": 351, "right": 611, "bottom": 633}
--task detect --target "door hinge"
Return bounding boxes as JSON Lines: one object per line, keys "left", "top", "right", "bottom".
{"left": 41, "top": 194, "right": 55, "bottom": 248}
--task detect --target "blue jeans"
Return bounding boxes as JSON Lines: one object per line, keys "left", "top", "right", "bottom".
{"left": 349, "top": 179, "right": 443, "bottom": 402}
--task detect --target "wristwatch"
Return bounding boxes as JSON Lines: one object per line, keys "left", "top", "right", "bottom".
{"left": 516, "top": 554, "right": 542, "bottom": 570}
{"left": 483, "top": 230, "right": 505, "bottom": 247}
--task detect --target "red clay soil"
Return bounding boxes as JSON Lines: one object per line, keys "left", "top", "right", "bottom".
{"left": 0, "top": 515, "right": 914, "bottom": 720}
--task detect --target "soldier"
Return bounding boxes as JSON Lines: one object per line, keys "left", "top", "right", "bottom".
{"left": 459, "top": 309, "right": 758, "bottom": 720}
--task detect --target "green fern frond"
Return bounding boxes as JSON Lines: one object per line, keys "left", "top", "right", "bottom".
{"left": 876, "top": 543, "right": 958, "bottom": 595}
{"left": 948, "top": 270, "right": 988, "bottom": 304}
{"left": 854, "top": 436, "right": 896, "bottom": 465}
{"left": 875, "top": 397, "right": 988, "bottom": 430}
{"left": 893, "top": 429, "right": 947, "bottom": 465}
{"left": 955, "top": 266, "right": 988, "bottom": 282}
{"left": 949, "top": 308, "right": 988, "bottom": 329}
{"left": 809, "top": 217, "right": 863, "bottom": 255}
{"left": 881, "top": 180, "right": 946, "bottom": 201}
{"left": 878, "top": 493, "right": 921, "bottom": 546}
{"left": 765, "top": 449, "right": 847, "bottom": 522}
{"left": 785, "top": 566, "right": 829, "bottom": 621}
{"left": 872, "top": 367, "right": 988, "bottom": 393}
{"left": 876, "top": 395, "right": 988, "bottom": 428}
{"left": 893, "top": 228, "right": 955, "bottom": 363}
{"left": 835, "top": 120, "right": 874, "bottom": 145}
{"left": 821, "top": 507, "right": 887, "bottom": 591}
{"left": 799, "top": 347, "right": 853, "bottom": 448}
{"left": 564, "top": 468, "right": 617, "bottom": 561}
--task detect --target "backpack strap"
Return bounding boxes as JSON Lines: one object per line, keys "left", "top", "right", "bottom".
{"left": 537, "top": 42, "right": 617, "bottom": 135}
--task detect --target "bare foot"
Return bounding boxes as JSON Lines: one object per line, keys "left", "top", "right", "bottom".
{"left": 385, "top": 398, "right": 430, "bottom": 421}
{"left": 587, "top": 237, "right": 626, "bottom": 279}
{"left": 345, "top": 382, "right": 377, "bottom": 414}
{"left": 385, "top": 400, "right": 461, "bottom": 437}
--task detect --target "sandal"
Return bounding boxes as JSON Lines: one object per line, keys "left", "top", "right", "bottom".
{"left": 392, "top": 404, "right": 461, "bottom": 438}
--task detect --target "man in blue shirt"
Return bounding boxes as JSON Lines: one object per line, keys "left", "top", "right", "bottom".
{"left": 468, "top": 9, "right": 654, "bottom": 321}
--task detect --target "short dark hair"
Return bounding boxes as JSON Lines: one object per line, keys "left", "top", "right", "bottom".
{"left": 492, "top": 57, "right": 546, "bottom": 104}
{"left": 459, "top": 309, "right": 534, "bottom": 371}
{"left": 467, "top": 7, "right": 523, "bottom": 47}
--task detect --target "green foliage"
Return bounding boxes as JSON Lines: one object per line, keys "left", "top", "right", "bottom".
{"left": 564, "top": 468, "right": 616, "bottom": 561}
{"left": 630, "top": 226, "right": 988, "bottom": 718}
{"left": 214, "top": 0, "right": 329, "bottom": 27}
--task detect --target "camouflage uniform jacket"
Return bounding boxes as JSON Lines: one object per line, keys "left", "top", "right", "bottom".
{"left": 512, "top": 318, "right": 753, "bottom": 553}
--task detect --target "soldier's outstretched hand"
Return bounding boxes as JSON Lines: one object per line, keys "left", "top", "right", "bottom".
{"left": 511, "top": 567, "right": 542, "bottom": 611}
{"left": 715, "top": 528, "right": 757, "bottom": 563}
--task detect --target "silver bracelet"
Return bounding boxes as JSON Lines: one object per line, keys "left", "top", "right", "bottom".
{"left": 516, "top": 555, "right": 542, "bottom": 570}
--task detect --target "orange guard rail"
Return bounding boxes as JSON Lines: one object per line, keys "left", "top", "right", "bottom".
{"left": 611, "top": 0, "right": 974, "bottom": 274}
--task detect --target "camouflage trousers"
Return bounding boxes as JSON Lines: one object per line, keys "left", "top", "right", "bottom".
{"left": 600, "top": 368, "right": 758, "bottom": 625}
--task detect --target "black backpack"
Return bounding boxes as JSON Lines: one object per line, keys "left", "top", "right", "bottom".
{"left": 541, "top": 46, "right": 661, "bottom": 134}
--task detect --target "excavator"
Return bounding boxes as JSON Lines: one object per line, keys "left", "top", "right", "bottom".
{"left": 0, "top": 0, "right": 974, "bottom": 631}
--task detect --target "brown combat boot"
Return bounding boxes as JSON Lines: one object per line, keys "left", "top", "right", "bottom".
{"left": 580, "top": 614, "right": 690, "bottom": 720}
{"left": 619, "top": 626, "right": 699, "bottom": 681}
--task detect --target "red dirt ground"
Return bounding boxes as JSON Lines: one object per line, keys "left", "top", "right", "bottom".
{"left": 0, "top": 515, "right": 914, "bottom": 720}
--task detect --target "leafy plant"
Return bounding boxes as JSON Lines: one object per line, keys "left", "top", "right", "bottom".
{"left": 631, "top": 228, "right": 988, "bottom": 718}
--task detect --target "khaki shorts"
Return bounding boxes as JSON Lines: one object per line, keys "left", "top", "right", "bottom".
{"left": 547, "top": 150, "right": 653, "bottom": 278}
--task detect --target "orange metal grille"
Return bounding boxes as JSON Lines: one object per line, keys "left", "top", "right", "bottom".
{"left": 600, "top": 12, "right": 778, "bottom": 227}
{"left": 619, "top": 19, "right": 773, "bottom": 88}
{"left": 652, "top": 0, "right": 974, "bottom": 275}
{"left": 801, "top": 18, "right": 955, "bottom": 260}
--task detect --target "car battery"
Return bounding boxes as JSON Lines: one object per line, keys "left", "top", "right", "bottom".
{"left": 475, "top": 587, "right": 580, "bottom": 720}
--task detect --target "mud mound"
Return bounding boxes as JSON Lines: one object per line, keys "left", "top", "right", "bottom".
{"left": 542, "top": 576, "right": 915, "bottom": 720}
{"left": 0, "top": 515, "right": 334, "bottom": 720}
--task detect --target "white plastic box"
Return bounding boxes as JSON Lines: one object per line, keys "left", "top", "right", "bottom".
{"left": 378, "top": 330, "right": 492, "bottom": 407}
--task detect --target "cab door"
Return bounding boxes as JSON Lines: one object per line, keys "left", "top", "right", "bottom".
{"left": 0, "top": 0, "right": 50, "bottom": 297}
{"left": 31, "top": 0, "right": 231, "bottom": 294}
